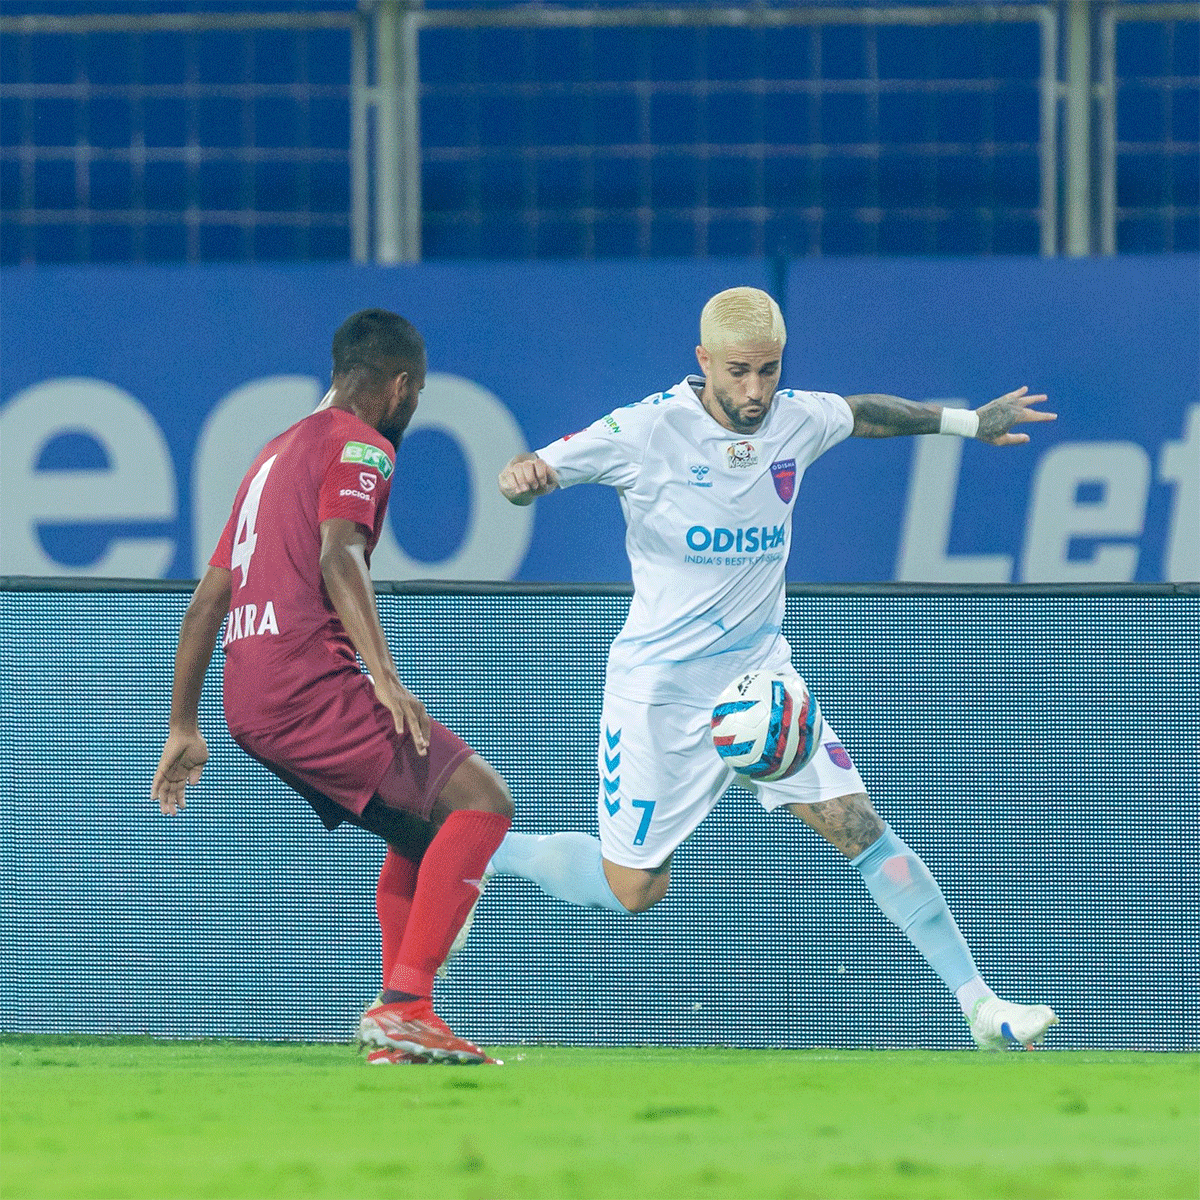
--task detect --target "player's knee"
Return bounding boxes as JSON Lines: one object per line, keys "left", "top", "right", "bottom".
{"left": 604, "top": 862, "right": 670, "bottom": 913}
{"left": 474, "top": 769, "right": 514, "bottom": 819}
{"left": 437, "top": 754, "right": 514, "bottom": 820}
{"left": 788, "top": 790, "right": 883, "bottom": 860}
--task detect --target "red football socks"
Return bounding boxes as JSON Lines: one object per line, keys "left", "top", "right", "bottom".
{"left": 375, "top": 848, "right": 419, "bottom": 989}
{"left": 387, "top": 808, "right": 511, "bottom": 999}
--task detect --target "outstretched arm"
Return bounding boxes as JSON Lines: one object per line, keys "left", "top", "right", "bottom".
{"left": 845, "top": 386, "right": 1056, "bottom": 444}
{"left": 152, "top": 565, "right": 232, "bottom": 814}
{"left": 499, "top": 452, "right": 560, "bottom": 505}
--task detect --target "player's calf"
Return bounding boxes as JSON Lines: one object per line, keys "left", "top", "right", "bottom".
{"left": 487, "top": 831, "right": 634, "bottom": 913}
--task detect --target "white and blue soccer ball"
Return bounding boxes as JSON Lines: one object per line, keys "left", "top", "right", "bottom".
{"left": 710, "top": 670, "right": 823, "bottom": 782}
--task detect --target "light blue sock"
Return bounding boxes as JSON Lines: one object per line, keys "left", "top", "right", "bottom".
{"left": 852, "top": 826, "right": 992, "bottom": 1011}
{"left": 489, "top": 831, "right": 630, "bottom": 913}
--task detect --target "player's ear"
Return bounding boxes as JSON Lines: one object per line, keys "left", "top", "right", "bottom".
{"left": 695, "top": 344, "right": 710, "bottom": 374}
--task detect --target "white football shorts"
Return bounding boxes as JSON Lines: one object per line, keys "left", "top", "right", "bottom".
{"left": 596, "top": 677, "right": 869, "bottom": 869}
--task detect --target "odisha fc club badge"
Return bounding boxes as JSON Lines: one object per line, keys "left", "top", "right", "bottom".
{"left": 770, "top": 458, "right": 796, "bottom": 501}
{"left": 726, "top": 441, "right": 758, "bottom": 469}
{"left": 825, "top": 742, "right": 853, "bottom": 770}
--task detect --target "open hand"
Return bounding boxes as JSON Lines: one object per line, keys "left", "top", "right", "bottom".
{"left": 975, "top": 386, "right": 1057, "bottom": 446}
{"left": 374, "top": 675, "right": 430, "bottom": 755}
{"left": 152, "top": 729, "right": 208, "bottom": 815}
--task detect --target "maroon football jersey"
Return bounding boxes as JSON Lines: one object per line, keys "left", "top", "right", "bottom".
{"left": 210, "top": 407, "right": 395, "bottom": 739}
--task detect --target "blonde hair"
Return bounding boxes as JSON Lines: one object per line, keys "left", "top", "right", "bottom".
{"left": 700, "top": 287, "right": 787, "bottom": 352}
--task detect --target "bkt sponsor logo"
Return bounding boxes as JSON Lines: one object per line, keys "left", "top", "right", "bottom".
{"left": 685, "top": 524, "right": 786, "bottom": 553}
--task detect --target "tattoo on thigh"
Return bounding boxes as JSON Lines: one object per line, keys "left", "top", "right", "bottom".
{"left": 790, "top": 792, "right": 885, "bottom": 858}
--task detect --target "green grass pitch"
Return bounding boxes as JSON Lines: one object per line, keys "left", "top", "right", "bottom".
{"left": 2, "top": 1037, "right": 1197, "bottom": 1200}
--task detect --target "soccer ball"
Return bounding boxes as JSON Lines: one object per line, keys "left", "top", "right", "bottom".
{"left": 710, "top": 670, "right": 823, "bottom": 782}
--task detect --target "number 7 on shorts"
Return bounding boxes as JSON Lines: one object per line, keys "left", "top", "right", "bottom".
{"left": 631, "top": 798, "right": 656, "bottom": 847}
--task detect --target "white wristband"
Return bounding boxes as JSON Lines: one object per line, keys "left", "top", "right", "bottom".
{"left": 939, "top": 407, "right": 979, "bottom": 438}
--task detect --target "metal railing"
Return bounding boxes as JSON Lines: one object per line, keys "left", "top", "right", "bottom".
{"left": 1, "top": 1, "right": 1195, "bottom": 263}
{"left": 1098, "top": 2, "right": 1199, "bottom": 255}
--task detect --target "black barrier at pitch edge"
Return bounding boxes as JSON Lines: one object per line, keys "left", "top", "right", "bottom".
{"left": 2, "top": 576, "right": 1197, "bottom": 595}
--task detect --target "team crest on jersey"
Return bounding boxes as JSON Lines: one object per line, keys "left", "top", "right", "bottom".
{"left": 825, "top": 742, "right": 853, "bottom": 770}
{"left": 340, "top": 441, "right": 393, "bottom": 479}
{"left": 770, "top": 458, "right": 796, "bottom": 501}
{"left": 726, "top": 441, "right": 758, "bottom": 469}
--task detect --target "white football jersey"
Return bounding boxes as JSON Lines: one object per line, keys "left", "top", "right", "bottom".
{"left": 538, "top": 375, "right": 853, "bottom": 705}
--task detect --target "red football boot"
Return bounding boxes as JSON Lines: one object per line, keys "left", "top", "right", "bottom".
{"left": 358, "top": 999, "right": 500, "bottom": 1065}
{"left": 364, "top": 1049, "right": 419, "bottom": 1065}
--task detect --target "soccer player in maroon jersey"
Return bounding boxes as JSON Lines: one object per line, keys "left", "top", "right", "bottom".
{"left": 152, "top": 309, "right": 512, "bottom": 1065}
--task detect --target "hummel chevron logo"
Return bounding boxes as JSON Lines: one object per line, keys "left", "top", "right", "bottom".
{"left": 602, "top": 771, "right": 620, "bottom": 817}
{"left": 602, "top": 726, "right": 622, "bottom": 815}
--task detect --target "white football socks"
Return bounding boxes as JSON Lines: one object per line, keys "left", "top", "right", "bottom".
{"left": 954, "top": 975, "right": 996, "bottom": 1014}
{"left": 493, "top": 825, "right": 999, "bottom": 1016}
{"left": 489, "top": 831, "right": 630, "bottom": 913}
{"left": 852, "top": 827, "right": 996, "bottom": 1016}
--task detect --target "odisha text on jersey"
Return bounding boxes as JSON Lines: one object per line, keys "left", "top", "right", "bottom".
{"left": 685, "top": 523, "right": 786, "bottom": 554}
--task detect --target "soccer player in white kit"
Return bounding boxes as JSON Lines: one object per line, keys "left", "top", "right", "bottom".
{"left": 493, "top": 287, "right": 1059, "bottom": 1049}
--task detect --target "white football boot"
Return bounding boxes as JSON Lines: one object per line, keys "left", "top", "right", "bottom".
{"left": 969, "top": 997, "right": 1059, "bottom": 1050}
{"left": 436, "top": 867, "right": 492, "bottom": 979}
{"left": 357, "top": 992, "right": 385, "bottom": 1048}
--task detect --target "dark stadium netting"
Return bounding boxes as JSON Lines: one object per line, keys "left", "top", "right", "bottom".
{"left": 1, "top": 582, "right": 1196, "bottom": 1050}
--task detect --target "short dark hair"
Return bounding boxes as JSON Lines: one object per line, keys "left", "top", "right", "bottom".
{"left": 331, "top": 309, "right": 425, "bottom": 379}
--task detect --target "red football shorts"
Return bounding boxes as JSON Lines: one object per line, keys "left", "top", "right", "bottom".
{"left": 231, "top": 673, "right": 475, "bottom": 829}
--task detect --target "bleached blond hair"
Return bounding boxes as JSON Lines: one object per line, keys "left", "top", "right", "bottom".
{"left": 699, "top": 287, "right": 787, "bottom": 352}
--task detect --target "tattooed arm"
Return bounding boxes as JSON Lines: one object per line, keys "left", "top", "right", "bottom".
{"left": 845, "top": 386, "right": 1056, "bottom": 444}
{"left": 843, "top": 394, "right": 939, "bottom": 438}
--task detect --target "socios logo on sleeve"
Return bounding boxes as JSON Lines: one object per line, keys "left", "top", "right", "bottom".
{"left": 340, "top": 441, "right": 394, "bottom": 478}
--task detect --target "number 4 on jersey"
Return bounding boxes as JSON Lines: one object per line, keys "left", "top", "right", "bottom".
{"left": 230, "top": 454, "right": 277, "bottom": 586}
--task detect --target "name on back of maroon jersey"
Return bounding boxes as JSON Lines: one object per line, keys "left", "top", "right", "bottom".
{"left": 223, "top": 600, "right": 280, "bottom": 647}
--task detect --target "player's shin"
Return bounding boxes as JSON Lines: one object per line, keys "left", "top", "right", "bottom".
{"left": 376, "top": 849, "right": 419, "bottom": 988}
{"left": 851, "top": 827, "right": 995, "bottom": 1014}
{"left": 489, "top": 831, "right": 630, "bottom": 913}
{"left": 388, "top": 809, "right": 511, "bottom": 998}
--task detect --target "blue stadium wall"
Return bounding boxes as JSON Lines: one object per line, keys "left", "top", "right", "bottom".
{"left": 1, "top": 580, "right": 1197, "bottom": 1050}
{"left": 1, "top": 255, "right": 1198, "bottom": 584}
